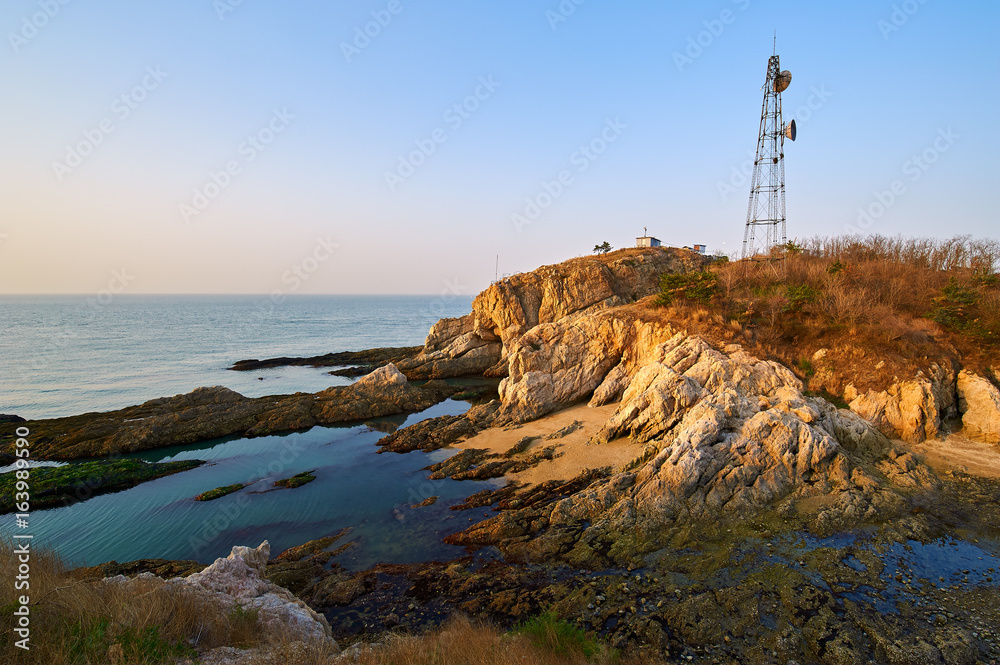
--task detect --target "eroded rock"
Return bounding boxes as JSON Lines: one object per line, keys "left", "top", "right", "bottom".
{"left": 957, "top": 369, "right": 1000, "bottom": 444}
{"left": 104, "top": 541, "right": 339, "bottom": 652}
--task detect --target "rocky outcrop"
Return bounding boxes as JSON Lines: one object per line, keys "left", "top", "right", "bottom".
{"left": 396, "top": 248, "right": 708, "bottom": 380}
{"left": 496, "top": 310, "right": 681, "bottom": 423}
{"left": 447, "top": 334, "right": 934, "bottom": 567}
{"left": 957, "top": 370, "right": 1000, "bottom": 444}
{"left": 105, "top": 542, "right": 339, "bottom": 653}
{"left": 0, "top": 364, "right": 457, "bottom": 460}
{"left": 845, "top": 363, "right": 958, "bottom": 444}
{"left": 395, "top": 314, "right": 504, "bottom": 379}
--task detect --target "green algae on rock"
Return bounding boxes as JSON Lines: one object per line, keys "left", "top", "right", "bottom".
{"left": 0, "top": 459, "right": 203, "bottom": 513}
{"left": 272, "top": 470, "right": 317, "bottom": 489}
{"left": 195, "top": 482, "right": 248, "bottom": 502}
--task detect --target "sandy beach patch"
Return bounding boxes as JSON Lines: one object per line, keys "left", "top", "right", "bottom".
{"left": 901, "top": 431, "right": 1000, "bottom": 479}
{"left": 454, "top": 402, "right": 644, "bottom": 486}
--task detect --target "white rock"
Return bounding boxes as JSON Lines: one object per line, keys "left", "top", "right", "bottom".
{"left": 355, "top": 363, "right": 408, "bottom": 390}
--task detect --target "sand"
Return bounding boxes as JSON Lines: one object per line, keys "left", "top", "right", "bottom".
{"left": 453, "top": 402, "right": 646, "bottom": 486}
{"left": 452, "top": 401, "right": 1000, "bottom": 488}
{"left": 901, "top": 431, "right": 1000, "bottom": 479}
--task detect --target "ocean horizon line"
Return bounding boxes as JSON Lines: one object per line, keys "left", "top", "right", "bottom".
{"left": 0, "top": 292, "right": 477, "bottom": 298}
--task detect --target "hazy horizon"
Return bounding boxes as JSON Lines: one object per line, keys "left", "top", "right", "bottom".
{"left": 2, "top": 0, "right": 997, "bottom": 295}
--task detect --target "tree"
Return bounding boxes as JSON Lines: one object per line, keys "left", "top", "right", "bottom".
{"left": 593, "top": 241, "right": 612, "bottom": 255}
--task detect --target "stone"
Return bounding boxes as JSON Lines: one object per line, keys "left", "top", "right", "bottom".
{"left": 846, "top": 363, "right": 958, "bottom": 443}
{"left": 353, "top": 363, "right": 408, "bottom": 389}
{"left": 104, "top": 542, "right": 338, "bottom": 653}
{"left": 957, "top": 370, "right": 1000, "bottom": 444}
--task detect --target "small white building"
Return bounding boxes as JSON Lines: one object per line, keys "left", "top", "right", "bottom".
{"left": 636, "top": 228, "right": 661, "bottom": 248}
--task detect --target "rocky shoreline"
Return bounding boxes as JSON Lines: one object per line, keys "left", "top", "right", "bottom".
{"left": 5, "top": 247, "right": 1000, "bottom": 664}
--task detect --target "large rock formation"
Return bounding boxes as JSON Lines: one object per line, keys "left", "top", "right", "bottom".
{"left": 446, "top": 333, "right": 934, "bottom": 567}
{"left": 845, "top": 364, "right": 958, "bottom": 443}
{"left": 957, "top": 369, "right": 1000, "bottom": 444}
{"left": 0, "top": 364, "right": 457, "bottom": 460}
{"left": 397, "top": 248, "right": 708, "bottom": 380}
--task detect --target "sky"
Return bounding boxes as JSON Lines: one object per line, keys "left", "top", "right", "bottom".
{"left": 0, "top": 0, "right": 997, "bottom": 295}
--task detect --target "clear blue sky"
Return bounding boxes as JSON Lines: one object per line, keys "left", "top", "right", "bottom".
{"left": 1, "top": 0, "right": 997, "bottom": 294}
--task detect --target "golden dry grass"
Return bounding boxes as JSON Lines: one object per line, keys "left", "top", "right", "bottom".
{"left": 349, "top": 615, "right": 666, "bottom": 665}
{"left": 0, "top": 539, "right": 259, "bottom": 664}
{"left": 642, "top": 234, "right": 1000, "bottom": 395}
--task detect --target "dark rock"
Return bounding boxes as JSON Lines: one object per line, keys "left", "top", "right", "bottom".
{"left": 0, "top": 364, "right": 458, "bottom": 460}
{"left": 229, "top": 346, "right": 422, "bottom": 372}
{"left": 377, "top": 401, "right": 499, "bottom": 454}
{"left": 71, "top": 558, "right": 206, "bottom": 580}
{"left": 275, "top": 529, "right": 352, "bottom": 563}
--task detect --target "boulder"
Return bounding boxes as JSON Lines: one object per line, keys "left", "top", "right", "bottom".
{"left": 105, "top": 542, "right": 339, "bottom": 652}
{"left": 957, "top": 370, "right": 1000, "bottom": 444}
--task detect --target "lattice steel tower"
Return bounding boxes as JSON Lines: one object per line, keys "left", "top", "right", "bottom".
{"left": 742, "top": 50, "right": 795, "bottom": 262}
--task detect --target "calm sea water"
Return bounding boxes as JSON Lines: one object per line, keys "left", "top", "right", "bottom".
{"left": 0, "top": 294, "right": 473, "bottom": 420}
{"left": 0, "top": 294, "right": 499, "bottom": 568}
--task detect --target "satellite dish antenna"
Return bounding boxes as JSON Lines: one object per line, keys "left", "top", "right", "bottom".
{"left": 774, "top": 70, "right": 792, "bottom": 93}
{"left": 784, "top": 119, "right": 797, "bottom": 141}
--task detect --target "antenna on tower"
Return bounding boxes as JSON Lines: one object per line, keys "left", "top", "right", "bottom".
{"left": 742, "top": 43, "right": 796, "bottom": 273}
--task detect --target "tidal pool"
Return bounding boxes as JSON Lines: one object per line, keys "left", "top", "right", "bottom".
{"left": 0, "top": 400, "right": 501, "bottom": 570}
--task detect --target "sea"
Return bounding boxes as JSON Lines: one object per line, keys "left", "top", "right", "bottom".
{"left": 0, "top": 294, "right": 473, "bottom": 420}
{"left": 0, "top": 294, "right": 503, "bottom": 569}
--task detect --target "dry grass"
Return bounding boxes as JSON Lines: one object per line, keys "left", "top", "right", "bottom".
{"left": 349, "top": 615, "right": 665, "bottom": 665}
{"left": 0, "top": 539, "right": 260, "bottom": 664}
{"left": 643, "top": 234, "right": 1000, "bottom": 395}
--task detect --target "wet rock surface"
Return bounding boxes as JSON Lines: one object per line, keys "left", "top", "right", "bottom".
{"left": 0, "top": 364, "right": 459, "bottom": 460}
{"left": 314, "top": 473, "right": 1000, "bottom": 665}
{"left": 228, "top": 346, "right": 421, "bottom": 372}
{"left": 376, "top": 401, "right": 500, "bottom": 454}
